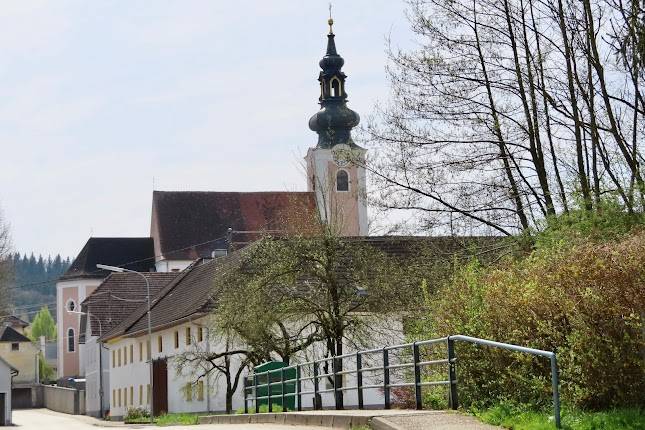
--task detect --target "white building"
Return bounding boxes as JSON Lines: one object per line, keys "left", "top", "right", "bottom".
{"left": 0, "top": 357, "right": 17, "bottom": 426}
{"left": 79, "top": 272, "right": 179, "bottom": 418}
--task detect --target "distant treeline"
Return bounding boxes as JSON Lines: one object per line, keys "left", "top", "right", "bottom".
{"left": 9, "top": 253, "right": 71, "bottom": 321}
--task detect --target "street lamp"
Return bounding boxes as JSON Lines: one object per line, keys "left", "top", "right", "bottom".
{"left": 97, "top": 264, "right": 154, "bottom": 423}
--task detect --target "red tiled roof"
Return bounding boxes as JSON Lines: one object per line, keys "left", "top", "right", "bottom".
{"left": 81, "top": 272, "right": 179, "bottom": 339}
{"left": 151, "top": 191, "right": 318, "bottom": 260}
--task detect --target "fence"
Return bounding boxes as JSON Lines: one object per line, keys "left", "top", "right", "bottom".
{"left": 243, "top": 335, "right": 561, "bottom": 428}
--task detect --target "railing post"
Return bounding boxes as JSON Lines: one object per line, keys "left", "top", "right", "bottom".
{"left": 383, "top": 348, "right": 390, "bottom": 409}
{"left": 412, "top": 342, "right": 422, "bottom": 410}
{"left": 447, "top": 337, "right": 458, "bottom": 410}
{"left": 551, "top": 354, "right": 561, "bottom": 429}
{"left": 281, "top": 367, "right": 286, "bottom": 411}
{"left": 268, "top": 370, "right": 273, "bottom": 412}
{"left": 356, "top": 352, "right": 364, "bottom": 410}
{"left": 243, "top": 375, "right": 248, "bottom": 414}
{"left": 333, "top": 357, "right": 342, "bottom": 410}
{"left": 296, "top": 364, "right": 302, "bottom": 412}
{"left": 253, "top": 373, "right": 259, "bottom": 414}
{"left": 313, "top": 362, "right": 320, "bottom": 410}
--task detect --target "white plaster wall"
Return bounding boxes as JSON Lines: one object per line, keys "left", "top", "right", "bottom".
{"left": 84, "top": 334, "right": 110, "bottom": 417}
{"left": 0, "top": 361, "right": 12, "bottom": 425}
{"left": 108, "top": 318, "right": 245, "bottom": 418}
{"left": 154, "top": 260, "right": 193, "bottom": 273}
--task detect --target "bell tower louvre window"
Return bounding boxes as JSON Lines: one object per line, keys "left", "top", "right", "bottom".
{"left": 336, "top": 170, "right": 349, "bottom": 191}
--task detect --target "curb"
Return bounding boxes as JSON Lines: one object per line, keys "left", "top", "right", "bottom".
{"left": 371, "top": 417, "right": 407, "bottom": 430}
{"left": 199, "top": 413, "right": 371, "bottom": 428}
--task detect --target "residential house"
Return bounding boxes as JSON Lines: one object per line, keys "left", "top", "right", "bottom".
{"left": 1, "top": 317, "right": 29, "bottom": 335}
{"left": 0, "top": 357, "right": 17, "bottom": 425}
{"left": 79, "top": 272, "right": 179, "bottom": 417}
{"left": 0, "top": 326, "right": 38, "bottom": 409}
{"left": 100, "top": 258, "right": 235, "bottom": 418}
{"left": 56, "top": 237, "right": 155, "bottom": 378}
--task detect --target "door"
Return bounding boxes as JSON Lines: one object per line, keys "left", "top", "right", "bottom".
{"left": 0, "top": 393, "right": 6, "bottom": 426}
{"left": 152, "top": 359, "right": 168, "bottom": 416}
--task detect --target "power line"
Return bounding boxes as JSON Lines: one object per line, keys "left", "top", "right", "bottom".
{"left": 6, "top": 233, "right": 231, "bottom": 292}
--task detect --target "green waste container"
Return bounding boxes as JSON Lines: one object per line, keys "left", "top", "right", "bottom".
{"left": 251, "top": 361, "right": 296, "bottom": 411}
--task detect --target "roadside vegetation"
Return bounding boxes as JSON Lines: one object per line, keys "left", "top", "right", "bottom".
{"left": 123, "top": 408, "right": 199, "bottom": 426}
{"left": 409, "top": 204, "right": 645, "bottom": 429}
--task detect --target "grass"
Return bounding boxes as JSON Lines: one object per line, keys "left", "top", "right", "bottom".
{"left": 124, "top": 412, "right": 200, "bottom": 426}
{"left": 475, "top": 403, "right": 645, "bottom": 430}
{"left": 235, "top": 403, "right": 284, "bottom": 414}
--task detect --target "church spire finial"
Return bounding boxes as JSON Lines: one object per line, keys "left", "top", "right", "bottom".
{"left": 328, "top": 3, "right": 334, "bottom": 35}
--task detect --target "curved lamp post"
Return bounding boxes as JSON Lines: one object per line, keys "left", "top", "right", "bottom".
{"left": 97, "top": 264, "right": 154, "bottom": 423}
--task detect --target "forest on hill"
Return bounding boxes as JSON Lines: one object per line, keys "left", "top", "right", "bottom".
{"left": 7, "top": 253, "right": 71, "bottom": 322}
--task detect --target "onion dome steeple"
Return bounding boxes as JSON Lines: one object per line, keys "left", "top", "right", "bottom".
{"left": 308, "top": 16, "right": 361, "bottom": 149}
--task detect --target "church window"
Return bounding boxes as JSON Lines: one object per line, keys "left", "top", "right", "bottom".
{"left": 67, "top": 328, "right": 75, "bottom": 352}
{"left": 66, "top": 300, "right": 76, "bottom": 312}
{"left": 336, "top": 170, "right": 349, "bottom": 192}
{"left": 330, "top": 77, "right": 341, "bottom": 97}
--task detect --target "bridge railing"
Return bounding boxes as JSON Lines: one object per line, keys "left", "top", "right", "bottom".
{"left": 243, "top": 335, "right": 561, "bottom": 428}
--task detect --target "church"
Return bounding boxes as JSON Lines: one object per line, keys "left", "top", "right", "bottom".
{"left": 56, "top": 16, "right": 368, "bottom": 380}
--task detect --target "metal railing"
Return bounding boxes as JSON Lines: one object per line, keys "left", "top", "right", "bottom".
{"left": 243, "top": 335, "right": 561, "bottom": 428}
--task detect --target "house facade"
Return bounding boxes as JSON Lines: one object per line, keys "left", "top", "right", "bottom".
{"left": 0, "top": 357, "right": 17, "bottom": 426}
{"left": 80, "top": 272, "right": 178, "bottom": 417}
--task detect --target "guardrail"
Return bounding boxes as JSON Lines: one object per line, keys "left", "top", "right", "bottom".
{"left": 243, "top": 335, "right": 561, "bottom": 428}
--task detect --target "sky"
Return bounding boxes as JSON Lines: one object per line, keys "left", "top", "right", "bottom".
{"left": 0, "top": 0, "right": 413, "bottom": 258}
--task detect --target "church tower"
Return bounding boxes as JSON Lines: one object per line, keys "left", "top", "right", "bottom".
{"left": 306, "top": 16, "right": 368, "bottom": 236}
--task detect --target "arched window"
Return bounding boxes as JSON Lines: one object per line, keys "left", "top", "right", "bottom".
{"left": 67, "top": 328, "right": 75, "bottom": 352}
{"left": 330, "top": 77, "right": 341, "bottom": 97}
{"left": 336, "top": 170, "right": 349, "bottom": 192}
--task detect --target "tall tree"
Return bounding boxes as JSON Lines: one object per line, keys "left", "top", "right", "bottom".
{"left": 365, "top": 0, "right": 644, "bottom": 235}
{"left": 29, "top": 307, "right": 57, "bottom": 341}
{"left": 0, "top": 208, "right": 12, "bottom": 314}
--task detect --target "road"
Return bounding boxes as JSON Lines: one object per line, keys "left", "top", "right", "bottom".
{"left": 12, "top": 409, "right": 324, "bottom": 430}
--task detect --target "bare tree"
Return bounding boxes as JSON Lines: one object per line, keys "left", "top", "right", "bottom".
{"left": 0, "top": 208, "right": 13, "bottom": 313}
{"left": 364, "top": 0, "right": 644, "bottom": 235}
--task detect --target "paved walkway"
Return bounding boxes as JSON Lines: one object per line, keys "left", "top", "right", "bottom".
{"left": 12, "top": 409, "right": 323, "bottom": 430}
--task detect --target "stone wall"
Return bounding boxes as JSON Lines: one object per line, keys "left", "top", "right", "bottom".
{"left": 43, "top": 385, "right": 85, "bottom": 415}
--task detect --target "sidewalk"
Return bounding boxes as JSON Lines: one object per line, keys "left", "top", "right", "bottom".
{"left": 199, "top": 409, "right": 500, "bottom": 429}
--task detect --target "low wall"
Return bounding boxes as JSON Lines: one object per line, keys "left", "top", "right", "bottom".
{"left": 43, "top": 385, "right": 85, "bottom": 415}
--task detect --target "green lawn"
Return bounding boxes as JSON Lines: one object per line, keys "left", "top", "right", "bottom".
{"left": 124, "top": 412, "right": 200, "bottom": 426}
{"left": 475, "top": 403, "right": 644, "bottom": 430}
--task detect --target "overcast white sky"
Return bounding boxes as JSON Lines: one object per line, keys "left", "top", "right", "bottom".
{"left": 0, "top": 0, "right": 412, "bottom": 258}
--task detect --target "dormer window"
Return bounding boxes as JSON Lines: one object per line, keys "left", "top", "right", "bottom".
{"left": 336, "top": 170, "right": 349, "bottom": 192}
{"left": 330, "top": 77, "right": 341, "bottom": 97}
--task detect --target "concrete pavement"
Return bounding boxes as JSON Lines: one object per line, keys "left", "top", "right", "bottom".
{"left": 12, "top": 409, "right": 325, "bottom": 430}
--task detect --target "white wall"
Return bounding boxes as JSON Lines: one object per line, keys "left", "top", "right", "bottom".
{"left": 0, "top": 361, "right": 12, "bottom": 425}
{"left": 84, "top": 333, "right": 110, "bottom": 417}
{"left": 108, "top": 314, "right": 403, "bottom": 418}
{"left": 154, "top": 259, "right": 193, "bottom": 273}
{"left": 108, "top": 317, "right": 244, "bottom": 418}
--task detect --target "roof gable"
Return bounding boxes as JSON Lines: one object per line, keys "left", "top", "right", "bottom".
{"left": 61, "top": 237, "right": 156, "bottom": 280}
{"left": 0, "top": 326, "right": 31, "bottom": 343}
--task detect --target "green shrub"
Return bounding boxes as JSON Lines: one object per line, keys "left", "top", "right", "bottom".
{"left": 235, "top": 403, "right": 284, "bottom": 414}
{"left": 430, "top": 231, "right": 645, "bottom": 410}
{"left": 124, "top": 407, "right": 150, "bottom": 423}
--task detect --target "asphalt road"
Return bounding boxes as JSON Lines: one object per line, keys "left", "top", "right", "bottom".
{"left": 12, "top": 409, "right": 324, "bottom": 430}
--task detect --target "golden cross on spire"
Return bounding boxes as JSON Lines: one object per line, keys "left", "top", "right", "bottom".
{"left": 328, "top": 2, "right": 334, "bottom": 34}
